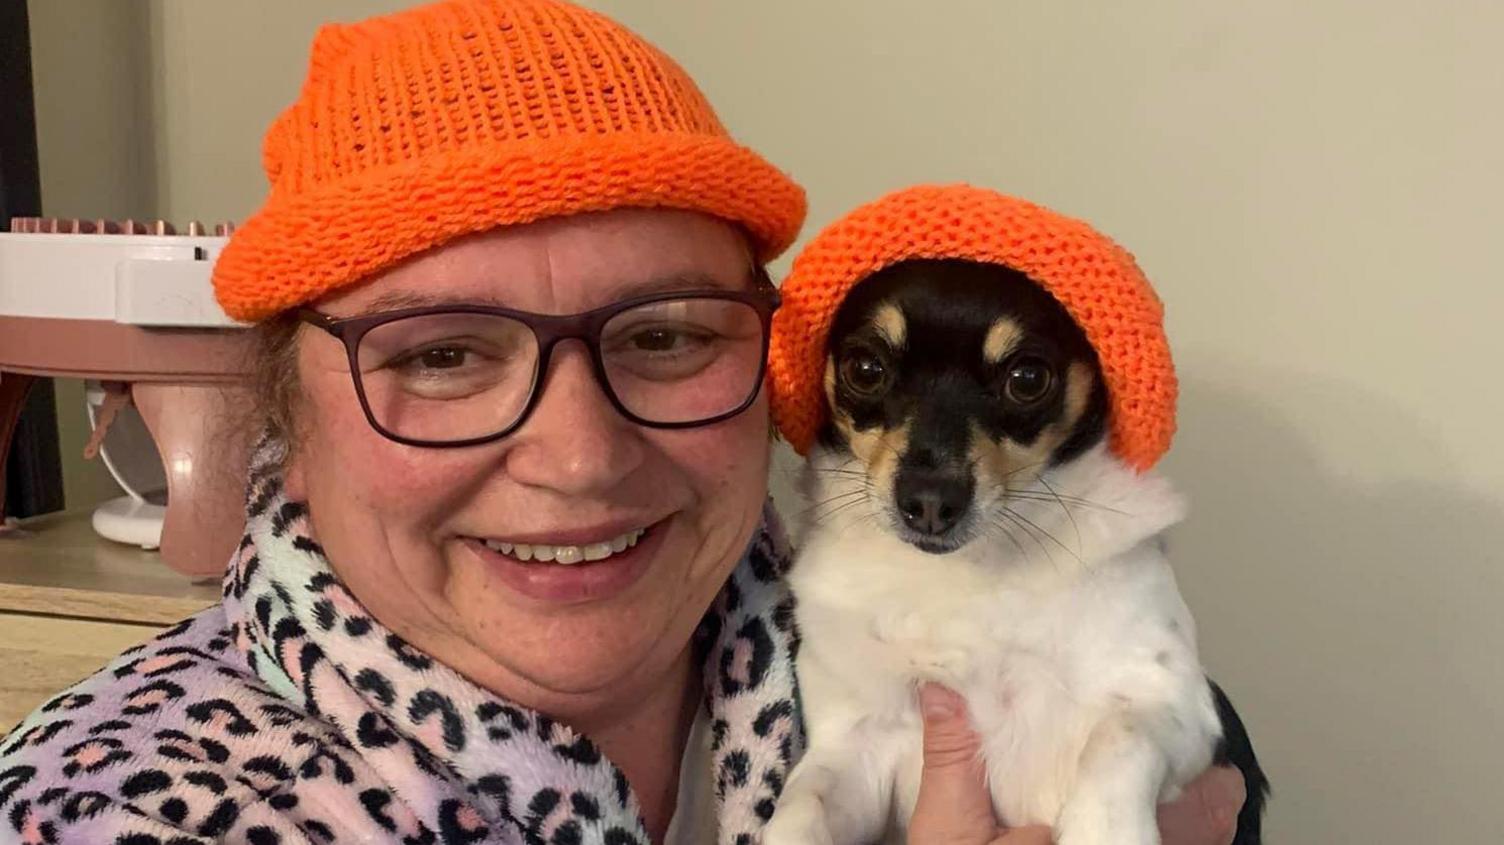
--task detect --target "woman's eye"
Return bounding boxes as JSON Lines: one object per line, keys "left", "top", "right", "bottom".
{"left": 394, "top": 346, "right": 470, "bottom": 371}
{"left": 620, "top": 324, "right": 718, "bottom": 355}
{"left": 423, "top": 347, "right": 465, "bottom": 368}
{"left": 632, "top": 328, "right": 686, "bottom": 352}
{"left": 841, "top": 351, "right": 890, "bottom": 396}
{"left": 1004, "top": 357, "right": 1054, "bottom": 404}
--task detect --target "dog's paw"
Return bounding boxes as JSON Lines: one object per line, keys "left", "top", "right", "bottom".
{"left": 762, "top": 796, "right": 835, "bottom": 845}
{"left": 1055, "top": 801, "right": 1158, "bottom": 845}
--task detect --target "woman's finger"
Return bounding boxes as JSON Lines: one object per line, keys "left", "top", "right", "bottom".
{"left": 907, "top": 684, "right": 999, "bottom": 845}
{"left": 992, "top": 825, "right": 1053, "bottom": 844}
{"left": 1157, "top": 766, "right": 1246, "bottom": 845}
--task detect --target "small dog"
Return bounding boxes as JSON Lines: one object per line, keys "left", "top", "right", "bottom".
{"left": 765, "top": 258, "right": 1268, "bottom": 845}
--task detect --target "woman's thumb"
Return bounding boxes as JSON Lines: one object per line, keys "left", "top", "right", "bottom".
{"left": 907, "top": 684, "right": 997, "bottom": 845}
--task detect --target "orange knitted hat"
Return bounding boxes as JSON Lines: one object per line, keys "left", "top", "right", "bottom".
{"left": 769, "top": 184, "right": 1176, "bottom": 471}
{"left": 212, "top": 0, "right": 806, "bottom": 322}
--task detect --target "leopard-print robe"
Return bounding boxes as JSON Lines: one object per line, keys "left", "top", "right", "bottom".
{"left": 0, "top": 449, "right": 802, "bottom": 844}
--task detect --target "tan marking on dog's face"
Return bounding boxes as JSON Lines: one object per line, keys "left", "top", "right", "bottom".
{"left": 825, "top": 354, "right": 910, "bottom": 492}
{"left": 983, "top": 318, "right": 1024, "bottom": 364}
{"left": 971, "top": 421, "right": 1039, "bottom": 495}
{"left": 844, "top": 419, "right": 911, "bottom": 496}
{"left": 870, "top": 302, "right": 907, "bottom": 349}
{"left": 971, "top": 361, "right": 1098, "bottom": 491}
{"left": 1058, "top": 361, "right": 1093, "bottom": 430}
{"left": 826, "top": 345, "right": 910, "bottom": 480}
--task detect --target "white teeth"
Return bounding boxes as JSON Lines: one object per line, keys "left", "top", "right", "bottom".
{"left": 482, "top": 527, "right": 647, "bottom": 565}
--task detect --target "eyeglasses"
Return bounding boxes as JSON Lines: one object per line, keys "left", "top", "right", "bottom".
{"left": 297, "top": 283, "right": 780, "bottom": 448}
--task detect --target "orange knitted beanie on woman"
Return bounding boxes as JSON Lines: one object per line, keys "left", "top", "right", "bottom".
{"left": 212, "top": 0, "right": 806, "bottom": 322}
{"left": 769, "top": 184, "right": 1176, "bottom": 472}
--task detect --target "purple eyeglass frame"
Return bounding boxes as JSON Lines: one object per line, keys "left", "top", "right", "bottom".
{"left": 296, "top": 278, "right": 781, "bottom": 449}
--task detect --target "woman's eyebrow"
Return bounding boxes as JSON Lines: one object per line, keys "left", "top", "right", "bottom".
{"left": 361, "top": 290, "right": 479, "bottom": 311}
{"left": 605, "top": 272, "right": 750, "bottom": 299}
{"left": 357, "top": 272, "right": 753, "bottom": 314}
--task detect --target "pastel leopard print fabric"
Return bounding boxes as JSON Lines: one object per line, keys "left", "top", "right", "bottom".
{"left": 0, "top": 444, "right": 803, "bottom": 844}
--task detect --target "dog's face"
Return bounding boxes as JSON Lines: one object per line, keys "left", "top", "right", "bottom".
{"left": 818, "top": 258, "right": 1108, "bottom": 554}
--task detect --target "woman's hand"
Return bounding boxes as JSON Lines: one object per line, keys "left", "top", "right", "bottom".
{"left": 907, "top": 685, "right": 1246, "bottom": 845}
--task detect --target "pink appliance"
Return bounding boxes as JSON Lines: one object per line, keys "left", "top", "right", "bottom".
{"left": 0, "top": 217, "right": 255, "bottom": 577}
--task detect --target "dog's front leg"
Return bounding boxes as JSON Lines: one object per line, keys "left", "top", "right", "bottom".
{"left": 763, "top": 740, "right": 893, "bottom": 845}
{"left": 1054, "top": 712, "right": 1169, "bottom": 845}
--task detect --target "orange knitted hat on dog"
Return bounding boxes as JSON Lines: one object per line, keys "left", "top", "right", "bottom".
{"left": 212, "top": 0, "right": 806, "bottom": 322}
{"left": 769, "top": 184, "right": 1176, "bottom": 471}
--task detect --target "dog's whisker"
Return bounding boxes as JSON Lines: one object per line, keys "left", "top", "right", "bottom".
{"left": 1000, "top": 461, "right": 1048, "bottom": 483}
{"left": 801, "top": 488, "right": 867, "bottom": 515}
{"left": 812, "top": 495, "right": 869, "bottom": 521}
{"left": 1001, "top": 492, "right": 1118, "bottom": 513}
{"left": 984, "top": 514, "right": 1029, "bottom": 561}
{"left": 990, "top": 511, "right": 1062, "bottom": 576}
{"left": 992, "top": 510, "right": 1053, "bottom": 565}
{"left": 998, "top": 488, "right": 1126, "bottom": 515}
{"left": 1036, "top": 474, "right": 1083, "bottom": 557}
{"left": 806, "top": 494, "right": 872, "bottom": 529}
{"left": 810, "top": 467, "right": 870, "bottom": 479}
{"left": 1003, "top": 506, "right": 1082, "bottom": 565}
{"left": 840, "top": 503, "right": 884, "bottom": 541}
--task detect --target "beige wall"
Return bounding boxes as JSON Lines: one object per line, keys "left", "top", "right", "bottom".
{"left": 27, "top": 0, "right": 157, "bottom": 509}
{"left": 29, "top": 1, "right": 1504, "bottom": 840}
{"left": 141, "top": 0, "right": 415, "bottom": 223}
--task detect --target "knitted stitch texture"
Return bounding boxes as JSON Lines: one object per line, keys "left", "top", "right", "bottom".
{"left": 769, "top": 184, "right": 1176, "bottom": 472}
{"left": 212, "top": 0, "right": 806, "bottom": 322}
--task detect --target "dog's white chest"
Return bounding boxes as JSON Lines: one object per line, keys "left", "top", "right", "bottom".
{"left": 801, "top": 566, "right": 1179, "bottom": 828}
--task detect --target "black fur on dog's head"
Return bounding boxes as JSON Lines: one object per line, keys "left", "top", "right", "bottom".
{"left": 817, "top": 258, "right": 1109, "bottom": 554}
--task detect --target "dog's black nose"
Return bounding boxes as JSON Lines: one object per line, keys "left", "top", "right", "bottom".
{"left": 895, "top": 470, "right": 974, "bottom": 536}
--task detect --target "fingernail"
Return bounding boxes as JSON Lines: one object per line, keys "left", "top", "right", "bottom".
{"left": 919, "top": 684, "right": 960, "bottom": 719}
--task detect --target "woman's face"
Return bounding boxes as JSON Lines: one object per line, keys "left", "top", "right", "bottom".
{"left": 284, "top": 208, "right": 771, "bottom": 718}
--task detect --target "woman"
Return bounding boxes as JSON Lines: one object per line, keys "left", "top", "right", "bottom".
{"left": 0, "top": 1, "right": 1245, "bottom": 842}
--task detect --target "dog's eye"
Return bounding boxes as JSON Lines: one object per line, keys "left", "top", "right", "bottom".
{"left": 840, "top": 350, "right": 891, "bottom": 397}
{"left": 1004, "top": 357, "right": 1054, "bottom": 404}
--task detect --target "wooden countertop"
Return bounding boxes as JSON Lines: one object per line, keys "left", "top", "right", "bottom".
{"left": 0, "top": 510, "right": 221, "bottom": 625}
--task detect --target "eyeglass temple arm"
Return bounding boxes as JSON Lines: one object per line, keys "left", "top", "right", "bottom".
{"left": 295, "top": 308, "right": 340, "bottom": 333}
{"left": 752, "top": 266, "right": 781, "bottom": 307}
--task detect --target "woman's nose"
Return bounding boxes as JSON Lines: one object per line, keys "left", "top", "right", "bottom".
{"left": 503, "top": 343, "right": 645, "bottom": 495}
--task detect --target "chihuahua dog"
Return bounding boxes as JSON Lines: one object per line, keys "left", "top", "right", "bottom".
{"left": 764, "top": 258, "right": 1267, "bottom": 845}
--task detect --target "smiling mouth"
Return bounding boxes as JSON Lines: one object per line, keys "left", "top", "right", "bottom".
{"left": 478, "top": 526, "right": 648, "bottom": 565}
